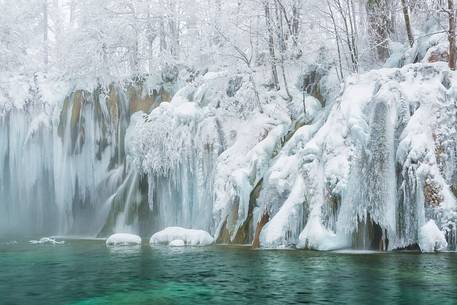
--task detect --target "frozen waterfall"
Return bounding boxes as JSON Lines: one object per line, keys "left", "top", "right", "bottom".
{"left": 1, "top": 64, "right": 457, "bottom": 252}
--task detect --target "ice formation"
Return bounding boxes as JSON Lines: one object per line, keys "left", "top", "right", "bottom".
{"left": 150, "top": 227, "right": 214, "bottom": 246}
{"left": 258, "top": 63, "right": 457, "bottom": 251}
{"left": 105, "top": 233, "right": 142, "bottom": 247}
{"left": 2, "top": 62, "right": 457, "bottom": 252}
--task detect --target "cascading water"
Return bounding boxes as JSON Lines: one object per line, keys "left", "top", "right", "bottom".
{"left": 0, "top": 105, "right": 57, "bottom": 235}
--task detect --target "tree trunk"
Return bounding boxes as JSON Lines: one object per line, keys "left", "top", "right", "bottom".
{"left": 350, "top": 0, "right": 358, "bottom": 48}
{"left": 264, "top": 0, "right": 280, "bottom": 90}
{"left": 327, "top": 0, "right": 344, "bottom": 81}
{"left": 401, "top": 0, "right": 414, "bottom": 47}
{"left": 274, "top": 0, "right": 292, "bottom": 100}
{"left": 291, "top": 0, "right": 300, "bottom": 47}
{"left": 159, "top": 17, "right": 167, "bottom": 53}
{"left": 334, "top": 0, "right": 358, "bottom": 72}
{"left": 168, "top": 18, "right": 179, "bottom": 59}
{"left": 366, "top": 0, "right": 391, "bottom": 63}
{"left": 147, "top": 5, "right": 154, "bottom": 73}
{"left": 131, "top": 38, "right": 139, "bottom": 75}
{"left": 43, "top": 0, "right": 48, "bottom": 70}
{"left": 449, "top": 0, "right": 456, "bottom": 70}
{"left": 69, "top": 0, "right": 76, "bottom": 26}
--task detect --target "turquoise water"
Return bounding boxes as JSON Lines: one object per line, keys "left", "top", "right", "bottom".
{"left": 1, "top": 240, "right": 457, "bottom": 305}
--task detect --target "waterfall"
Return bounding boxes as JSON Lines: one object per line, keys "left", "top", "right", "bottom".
{"left": 0, "top": 106, "right": 57, "bottom": 236}
{"left": 0, "top": 80, "right": 170, "bottom": 238}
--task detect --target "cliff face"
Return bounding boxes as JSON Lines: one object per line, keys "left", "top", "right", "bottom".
{"left": 1, "top": 63, "right": 457, "bottom": 252}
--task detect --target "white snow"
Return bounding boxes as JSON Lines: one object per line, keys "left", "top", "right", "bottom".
{"left": 105, "top": 233, "right": 142, "bottom": 247}
{"left": 418, "top": 220, "right": 448, "bottom": 253}
{"left": 150, "top": 227, "right": 214, "bottom": 246}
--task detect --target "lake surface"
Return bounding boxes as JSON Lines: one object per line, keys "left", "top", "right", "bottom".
{"left": 1, "top": 239, "right": 457, "bottom": 305}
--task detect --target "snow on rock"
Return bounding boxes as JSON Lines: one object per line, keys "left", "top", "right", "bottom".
{"left": 106, "top": 233, "right": 142, "bottom": 247}
{"left": 29, "top": 237, "right": 65, "bottom": 245}
{"left": 418, "top": 220, "right": 448, "bottom": 253}
{"left": 150, "top": 227, "right": 214, "bottom": 246}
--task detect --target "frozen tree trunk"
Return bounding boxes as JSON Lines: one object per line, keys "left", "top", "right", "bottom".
{"left": 350, "top": 0, "right": 358, "bottom": 47}
{"left": 449, "top": 0, "right": 456, "bottom": 70}
{"left": 159, "top": 17, "right": 167, "bottom": 53}
{"left": 148, "top": 38, "right": 154, "bottom": 73}
{"left": 274, "top": 0, "right": 292, "bottom": 100}
{"left": 43, "top": 0, "right": 48, "bottom": 71}
{"left": 327, "top": 0, "right": 344, "bottom": 81}
{"left": 147, "top": 5, "right": 155, "bottom": 74}
{"left": 333, "top": 0, "right": 358, "bottom": 72}
{"left": 53, "top": 0, "right": 63, "bottom": 63}
{"left": 366, "top": 0, "right": 391, "bottom": 63}
{"left": 346, "top": 0, "right": 358, "bottom": 71}
{"left": 264, "top": 1, "right": 280, "bottom": 90}
{"left": 291, "top": 0, "right": 300, "bottom": 46}
{"left": 401, "top": 0, "right": 414, "bottom": 47}
{"left": 167, "top": 0, "right": 180, "bottom": 60}
{"left": 69, "top": 0, "right": 76, "bottom": 25}
{"left": 168, "top": 18, "right": 180, "bottom": 59}
{"left": 131, "top": 38, "right": 139, "bottom": 75}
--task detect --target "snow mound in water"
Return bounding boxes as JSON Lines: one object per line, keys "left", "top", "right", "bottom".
{"left": 29, "top": 237, "right": 64, "bottom": 245}
{"left": 150, "top": 227, "right": 214, "bottom": 246}
{"left": 418, "top": 220, "right": 448, "bottom": 253}
{"left": 106, "top": 233, "right": 142, "bottom": 247}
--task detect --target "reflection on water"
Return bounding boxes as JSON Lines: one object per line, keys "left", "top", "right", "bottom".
{"left": 1, "top": 241, "right": 457, "bottom": 305}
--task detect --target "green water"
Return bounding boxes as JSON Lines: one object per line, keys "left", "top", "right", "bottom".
{"left": 1, "top": 240, "right": 457, "bottom": 305}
